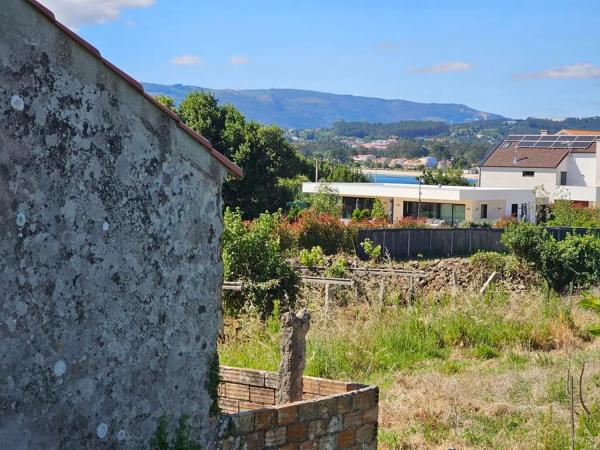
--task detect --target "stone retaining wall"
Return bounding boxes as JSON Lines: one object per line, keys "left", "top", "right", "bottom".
{"left": 218, "top": 366, "right": 378, "bottom": 449}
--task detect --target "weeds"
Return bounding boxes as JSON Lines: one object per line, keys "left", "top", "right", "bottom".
{"left": 149, "top": 415, "right": 202, "bottom": 450}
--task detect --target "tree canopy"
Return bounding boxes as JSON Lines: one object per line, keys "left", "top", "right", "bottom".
{"left": 168, "top": 92, "right": 311, "bottom": 217}
{"left": 420, "top": 168, "right": 470, "bottom": 186}
{"left": 156, "top": 92, "right": 378, "bottom": 218}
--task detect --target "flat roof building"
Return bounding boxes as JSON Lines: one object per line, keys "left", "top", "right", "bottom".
{"left": 302, "top": 182, "right": 536, "bottom": 225}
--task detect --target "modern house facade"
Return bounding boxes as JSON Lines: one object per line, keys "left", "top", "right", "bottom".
{"left": 302, "top": 182, "right": 536, "bottom": 225}
{"left": 480, "top": 131, "right": 600, "bottom": 208}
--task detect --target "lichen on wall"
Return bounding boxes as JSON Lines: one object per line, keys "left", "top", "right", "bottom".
{"left": 0, "top": 1, "right": 227, "bottom": 448}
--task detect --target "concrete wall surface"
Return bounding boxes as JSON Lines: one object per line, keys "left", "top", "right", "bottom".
{"left": 0, "top": 1, "right": 227, "bottom": 448}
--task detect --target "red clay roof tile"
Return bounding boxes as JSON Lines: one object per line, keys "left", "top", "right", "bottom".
{"left": 482, "top": 140, "right": 597, "bottom": 168}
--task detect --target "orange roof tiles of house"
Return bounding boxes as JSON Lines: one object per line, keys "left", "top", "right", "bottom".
{"left": 482, "top": 142, "right": 571, "bottom": 168}
{"left": 482, "top": 139, "right": 597, "bottom": 169}
{"left": 25, "top": 0, "right": 243, "bottom": 180}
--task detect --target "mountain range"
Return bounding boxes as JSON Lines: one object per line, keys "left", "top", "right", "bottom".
{"left": 142, "top": 83, "right": 503, "bottom": 129}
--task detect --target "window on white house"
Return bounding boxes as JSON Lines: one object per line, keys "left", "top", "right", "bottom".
{"left": 522, "top": 171, "right": 535, "bottom": 177}
{"left": 560, "top": 171, "right": 567, "bottom": 186}
{"left": 511, "top": 204, "right": 518, "bottom": 217}
{"left": 481, "top": 204, "right": 488, "bottom": 219}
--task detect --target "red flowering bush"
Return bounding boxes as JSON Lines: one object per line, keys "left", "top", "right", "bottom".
{"left": 280, "top": 210, "right": 356, "bottom": 255}
{"left": 394, "top": 216, "right": 428, "bottom": 228}
{"left": 494, "top": 215, "right": 518, "bottom": 229}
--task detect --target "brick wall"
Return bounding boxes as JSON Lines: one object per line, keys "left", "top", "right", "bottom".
{"left": 217, "top": 366, "right": 378, "bottom": 449}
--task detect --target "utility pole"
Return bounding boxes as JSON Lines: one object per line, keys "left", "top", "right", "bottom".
{"left": 417, "top": 176, "right": 422, "bottom": 218}
{"left": 314, "top": 158, "right": 319, "bottom": 182}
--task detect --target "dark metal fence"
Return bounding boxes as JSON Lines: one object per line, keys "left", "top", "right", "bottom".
{"left": 357, "top": 227, "right": 600, "bottom": 260}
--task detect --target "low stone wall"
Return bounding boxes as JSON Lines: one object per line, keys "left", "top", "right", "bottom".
{"left": 218, "top": 366, "right": 378, "bottom": 449}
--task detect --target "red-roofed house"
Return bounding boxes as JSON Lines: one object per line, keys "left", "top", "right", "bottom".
{"left": 480, "top": 131, "right": 600, "bottom": 207}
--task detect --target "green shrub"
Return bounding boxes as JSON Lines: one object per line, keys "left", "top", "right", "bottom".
{"left": 470, "top": 251, "right": 519, "bottom": 276}
{"left": 308, "top": 183, "right": 343, "bottom": 217}
{"left": 501, "top": 222, "right": 552, "bottom": 265}
{"left": 325, "top": 257, "right": 349, "bottom": 278}
{"left": 502, "top": 223, "right": 600, "bottom": 291}
{"left": 360, "top": 238, "right": 381, "bottom": 262}
{"left": 371, "top": 199, "right": 387, "bottom": 221}
{"left": 579, "top": 293, "right": 600, "bottom": 336}
{"left": 299, "top": 246, "right": 325, "bottom": 268}
{"left": 351, "top": 208, "right": 371, "bottom": 222}
{"left": 555, "top": 233, "right": 600, "bottom": 290}
{"left": 222, "top": 208, "right": 299, "bottom": 315}
{"left": 548, "top": 199, "right": 600, "bottom": 228}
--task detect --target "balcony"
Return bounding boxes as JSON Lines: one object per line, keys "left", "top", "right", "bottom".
{"left": 553, "top": 186, "right": 600, "bottom": 203}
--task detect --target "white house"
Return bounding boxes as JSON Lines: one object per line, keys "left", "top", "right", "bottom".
{"left": 479, "top": 131, "right": 600, "bottom": 208}
{"left": 302, "top": 182, "right": 536, "bottom": 225}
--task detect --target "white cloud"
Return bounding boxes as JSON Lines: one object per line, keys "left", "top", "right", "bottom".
{"left": 516, "top": 63, "right": 600, "bottom": 80}
{"left": 170, "top": 55, "right": 202, "bottom": 65}
{"left": 410, "top": 61, "right": 472, "bottom": 74}
{"left": 39, "top": 0, "right": 155, "bottom": 28}
{"left": 230, "top": 56, "right": 250, "bottom": 65}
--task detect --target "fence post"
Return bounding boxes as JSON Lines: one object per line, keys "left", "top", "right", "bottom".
{"left": 407, "top": 229, "right": 411, "bottom": 258}
{"left": 429, "top": 229, "right": 432, "bottom": 257}
{"left": 469, "top": 229, "right": 472, "bottom": 254}
{"left": 324, "top": 284, "right": 332, "bottom": 315}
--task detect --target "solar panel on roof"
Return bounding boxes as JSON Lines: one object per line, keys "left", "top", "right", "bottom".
{"left": 570, "top": 142, "right": 590, "bottom": 148}
{"left": 558, "top": 136, "right": 574, "bottom": 141}
{"left": 539, "top": 136, "right": 556, "bottom": 142}
{"left": 533, "top": 142, "right": 549, "bottom": 148}
{"left": 551, "top": 142, "right": 569, "bottom": 148}
{"left": 574, "top": 136, "right": 595, "bottom": 142}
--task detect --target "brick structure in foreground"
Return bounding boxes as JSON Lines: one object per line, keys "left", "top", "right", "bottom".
{"left": 217, "top": 366, "right": 378, "bottom": 449}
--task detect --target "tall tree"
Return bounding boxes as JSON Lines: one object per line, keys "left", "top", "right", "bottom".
{"left": 175, "top": 92, "right": 310, "bottom": 217}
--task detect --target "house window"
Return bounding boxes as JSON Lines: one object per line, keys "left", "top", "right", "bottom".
{"left": 520, "top": 203, "right": 529, "bottom": 221}
{"left": 522, "top": 171, "right": 535, "bottom": 177}
{"left": 403, "top": 201, "right": 465, "bottom": 226}
{"left": 480, "top": 204, "right": 488, "bottom": 219}
{"left": 560, "top": 171, "right": 567, "bottom": 186}
{"left": 342, "top": 197, "right": 374, "bottom": 219}
{"left": 511, "top": 203, "right": 518, "bottom": 217}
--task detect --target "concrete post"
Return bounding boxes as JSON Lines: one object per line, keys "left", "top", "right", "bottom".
{"left": 277, "top": 309, "right": 311, "bottom": 404}
{"left": 324, "top": 284, "right": 332, "bottom": 314}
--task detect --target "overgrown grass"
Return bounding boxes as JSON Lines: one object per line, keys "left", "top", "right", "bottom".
{"left": 219, "top": 287, "right": 600, "bottom": 449}
{"left": 220, "top": 289, "right": 576, "bottom": 383}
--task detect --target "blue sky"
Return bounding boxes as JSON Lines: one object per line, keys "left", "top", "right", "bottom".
{"left": 42, "top": 0, "right": 600, "bottom": 119}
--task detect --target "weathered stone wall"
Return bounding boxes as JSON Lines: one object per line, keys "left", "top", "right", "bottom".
{"left": 217, "top": 366, "right": 379, "bottom": 449}
{"left": 0, "top": 1, "right": 228, "bottom": 448}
